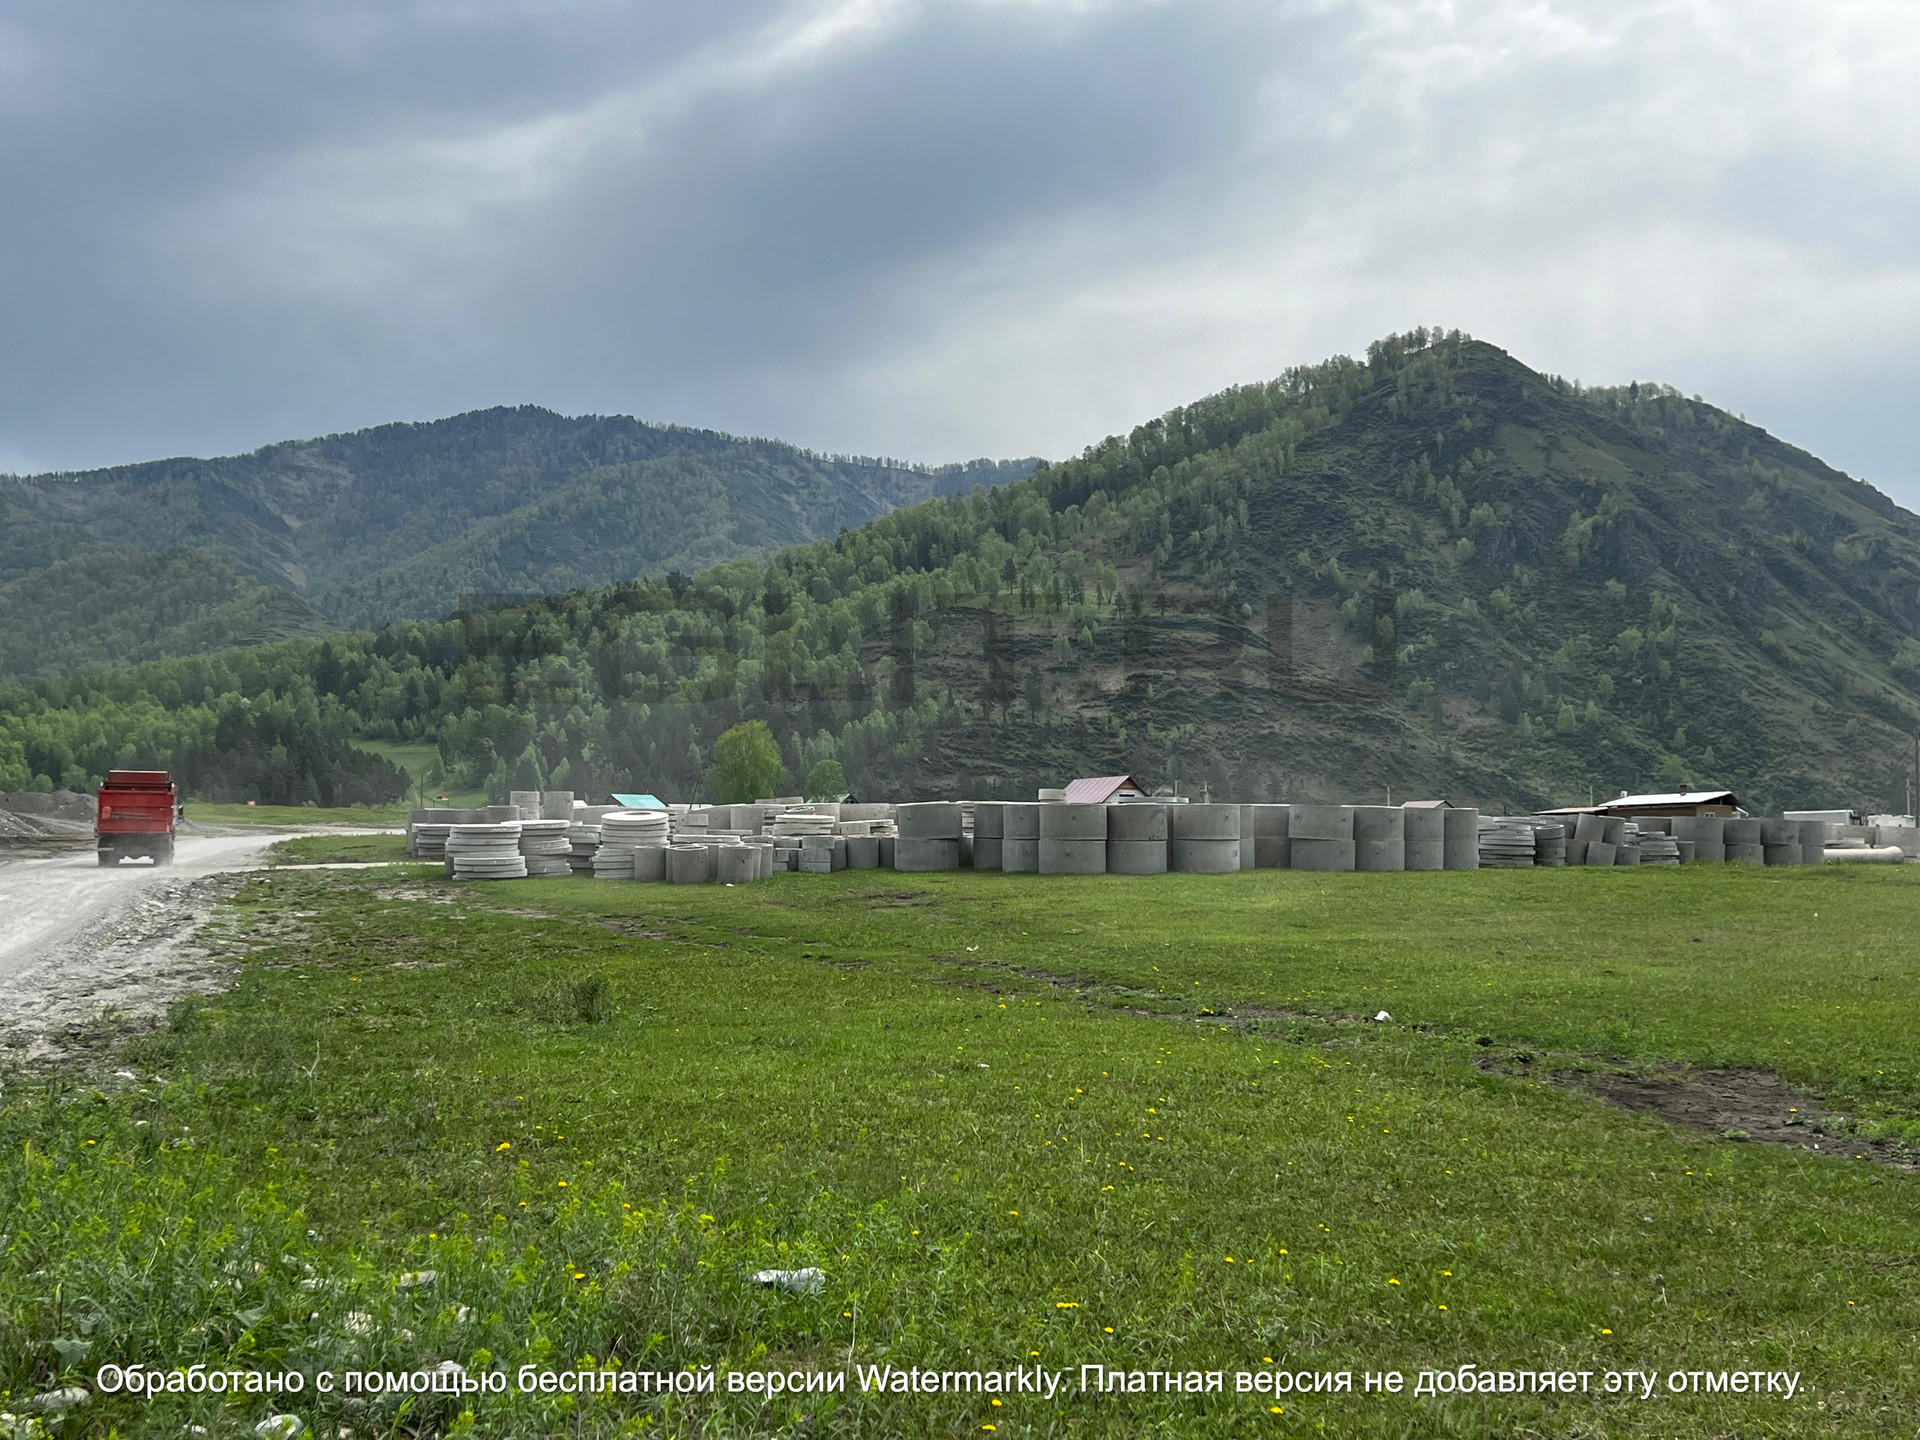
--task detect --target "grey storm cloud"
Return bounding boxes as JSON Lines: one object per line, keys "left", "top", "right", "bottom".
{"left": 2, "top": 0, "right": 1917, "bottom": 506}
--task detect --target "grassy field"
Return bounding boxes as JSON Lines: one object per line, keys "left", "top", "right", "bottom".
{"left": 350, "top": 740, "right": 488, "bottom": 810}
{"left": 3, "top": 865, "right": 1917, "bottom": 1437}
{"left": 185, "top": 801, "right": 413, "bottom": 828}
{"left": 266, "top": 833, "right": 414, "bottom": 865}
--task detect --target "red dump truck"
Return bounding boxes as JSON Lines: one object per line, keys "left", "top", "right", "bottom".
{"left": 96, "top": 769, "right": 183, "bottom": 866}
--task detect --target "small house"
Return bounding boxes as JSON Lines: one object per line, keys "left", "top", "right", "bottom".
{"left": 1061, "top": 775, "right": 1151, "bottom": 805}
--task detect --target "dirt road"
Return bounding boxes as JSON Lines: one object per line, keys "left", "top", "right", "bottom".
{"left": 0, "top": 830, "right": 389, "bottom": 1063}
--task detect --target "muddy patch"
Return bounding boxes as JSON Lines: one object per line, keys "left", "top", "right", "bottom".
{"left": 1530, "top": 1063, "right": 1918, "bottom": 1170}
{"left": 923, "top": 954, "right": 1361, "bottom": 1032}
{"left": 0, "top": 874, "right": 249, "bottom": 1068}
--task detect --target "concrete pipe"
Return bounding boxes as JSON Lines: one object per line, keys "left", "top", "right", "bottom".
{"left": 1040, "top": 803, "right": 1108, "bottom": 840}
{"left": 1352, "top": 807, "right": 1405, "bottom": 872}
{"left": 1760, "top": 819, "right": 1796, "bottom": 846}
{"left": 1250, "top": 804, "right": 1290, "bottom": 867}
{"left": 1675, "top": 840, "right": 1696, "bottom": 863}
{"left": 667, "top": 846, "right": 710, "bottom": 884}
{"left": 1402, "top": 808, "right": 1445, "bottom": 844}
{"left": 1875, "top": 824, "right": 1920, "bottom": 858}
{"left": 1106, "top": 839, "right": 1169, "bottom": 875}
{"left": 1565, "top": 839, "right": 1589, "bottom": 865}
{"left": 1171, "top": 804, "right": 1239, "bottom": 841}
{"left": 898, "top": 803, "right": 964, "bottom": 839}
{"left": 1405, "top": 840, "right": 1444, "bottom": 872}
{"left": 1443, "top": 809, "right": 1481, "bottom": 870}
{"left": 1762, "top": 844, "right": 1799, "bottom": 866}
{"left": 1356, "top": 839, "right": 1406, "bottom": 872}
{"left": 1682, "top": 816, "right": 1727, "bottom": 847}
{"left": 1614, "top": 844, "right": 1642, "bottom": 866}
{"left": 633, "top": 844, "right": 668, "bottom": 882}
{"left": 1289, "top": 805, "right": 1352, "bottom": 841}
{"left": 1108, "top": 804, "right": 1169, "bottom": 842}
{"left": 1039, "top": 839, "right": 1106, "bottom": 874}
{"left": 1254, "top": 838, "right": 1292, "bottom": 869}
{"left": 1238, "top": 805, "right": 1257, "bottom": 870}
{"left": 1003, "top": 803, "right": 1041, "bottom": 840}
{"left": 1691, "top": 842, "right": 1727, "bottom": 863}
{"left": 1291, "top": 838, "right": 1356, "bottom": 872}
{"left": 1170, "top": 838, "right": 1241, "bottom": 873}
{"left": 716, "top": 847, "right": 757, "bottom": 885}
{"left": 1251, "top": 804, "right": 1291, "bottom": 837}
{"left": 1825, "top": 844, "right": 1907, "bottom": 864}
{"left": 1799, "top": 820, "right": 1830, "bottom": 865}
{"left": 1001, "top": 838, "right": 1040, "bottom": 872}
{"left": 510, "top": 790, "right": 541, "bottom": 820}
{"left": 1352, "top": 806, "right": 1404, "bottom": 841}
{"left": 971, "top": 837, "right": 1003, "bottom": 871}
{"left": 974, "top": 803, "right": 1006, "bottom": 839}
{"left": 895, "top": 837, "right": 961, "bottom": 871}
{"left": 1600, "top": 816, "right": 1627, "bottom": 846}
{"left": 846, "top": 835, "right": 881, "bottom": 870}
{"left": 1723, "top": 818, "right": 1763, "bottom": 847}
{"left": 1584, "top": 841, "right": 1616, "bottom": 866}
{"left": 1725, "top": 843, "right": 1766, "bottom": 865}
{"left": 1573, "top": 814, "right": 1607, "bottom": 844}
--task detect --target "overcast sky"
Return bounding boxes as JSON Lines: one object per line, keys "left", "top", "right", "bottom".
{"left": 3, "top": 0, "right": 1916, "bottom": 506}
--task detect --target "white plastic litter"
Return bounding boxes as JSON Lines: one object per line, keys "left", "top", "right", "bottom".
{"left": 752, "top": 1267, "right": 826, "bottom": 1294}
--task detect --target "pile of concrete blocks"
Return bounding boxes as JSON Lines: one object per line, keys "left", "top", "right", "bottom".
{"left": 447, "top": 821, "right": 527, "bottom": 880}
{"left": 518, "top": 819, "right": 572, "bottom": 876}
{"left": 896, "top": 803, "right": 964, "bottom": 871}
{"left": 594, "top": 810, "right": 669, "bottom": 878}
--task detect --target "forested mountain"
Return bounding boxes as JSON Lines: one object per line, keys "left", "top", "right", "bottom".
{"left": 9, "top": 332, "right": 1920, "bottom": 815}
{"left": 0, "top": 406, "right": 1034, "bottom": 675}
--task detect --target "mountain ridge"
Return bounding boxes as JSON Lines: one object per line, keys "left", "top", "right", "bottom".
{"left": 6, "top": 331, "right": 1918, "bottom": 815}
{"left": 0, "top": 405, "right": 1037, "bottom": 674}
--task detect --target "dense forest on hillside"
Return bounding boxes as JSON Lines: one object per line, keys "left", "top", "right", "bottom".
{"left": 8, "top": 332, "right": 1920, "bottom": 815}
{"left": 0, "top": 406, "right": 1034, "bottom": 675}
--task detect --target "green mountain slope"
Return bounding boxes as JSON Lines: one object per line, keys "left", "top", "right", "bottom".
{"left": 10, "top": 332, "right": 1919, "bottom": 814}
{"left": 0, "top": 406, "right": 1033, "bottom": 675}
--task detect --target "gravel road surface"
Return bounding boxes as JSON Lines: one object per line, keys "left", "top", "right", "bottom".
{"left": 0, "top": 829, "right": 392, "bottom": 1063}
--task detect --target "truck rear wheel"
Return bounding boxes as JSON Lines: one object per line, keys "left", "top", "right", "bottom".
{"left": 98, "top": 849, "right": 117, "bottom": 867}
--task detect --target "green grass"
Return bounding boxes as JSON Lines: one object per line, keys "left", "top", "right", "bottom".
{"left": 184, "top": 801, "right": 412, "bottom": 827}
{"left": 351, "top": 740, "right": 488, "bottom": 810}
{"left": 3, "top": 866, "right": 1917, "bottom": 1437}
{"left": 266, "top": 833, "right": 413, "bottom": 865}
